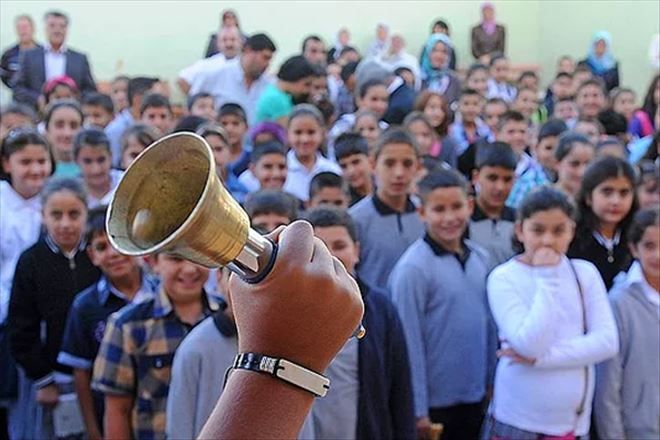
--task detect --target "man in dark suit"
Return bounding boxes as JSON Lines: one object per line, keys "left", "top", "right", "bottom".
{"left": 13, "top": 10, "right": 96, "bottom": 109}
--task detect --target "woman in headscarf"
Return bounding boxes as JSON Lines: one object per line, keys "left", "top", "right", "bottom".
{"left": 420, "top": 34, "right": 462, "bottom": 105}
{"left": 581, "top": 31, "right": 620, "bottom": 91}
{"left": 470, "top": 2, "right": 506, "bottom": 62}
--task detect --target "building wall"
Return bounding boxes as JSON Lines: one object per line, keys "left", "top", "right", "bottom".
{"left": 0, "top": 0, "right": 657, "bottom": 105}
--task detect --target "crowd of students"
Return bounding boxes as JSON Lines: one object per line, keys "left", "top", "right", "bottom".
{"left": 0, "top": 4, "right": 659, "bottom": 440}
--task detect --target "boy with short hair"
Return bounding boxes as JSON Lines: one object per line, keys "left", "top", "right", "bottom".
{"left": 506, "top": 118, "right": 568, "bottom": 208}
{"left": 576, "top": 78, "right": 607, "bottom": 121}
{"left": 495, "top": 110, "right": 531, "bottom": 177}
{"left": 512, "top": 86, "right": 540, "bottom": 123}
{"left": 244, "top": 189, "right": 299, "bottom": 234}
{"left": 58, "top": 206, "right": 156, "bottom": 440}
{"left": 308, "top": 171, "right": 349, "bottom": 209}
{"left": 544, "top": 72, "right": 575, "bottom": 116}
{"left": 388, "top": 168, "right": 495, "bottom": 440}
{"left": 218, "top": 103, "right": 251, "bottom": 176}
{"left": 469, "top": 142, "right": 517, "bottom": 265}
{"left": 105, "top": 76, "right": 160, "bottom": 165}
{"left": 449, "top": 88, "right": 493, "bottom": 155}
{"left": 305, "top": 207, "right": 415, "bottom": 440}
{"left": 349, "top": 128, "right": 424, "bottom": 289}
{"left": 92, "top": 254, "right": 221, "bottom": 440}
{"left": 140, "top": 93, "right": 173, "bottom": 135}
{"left": 334, "top": 132, "right": 374, "bottom": 206}
{"left": 81, "top": 93, "right": 115, "bottom": 129}
{"left": 575, "top": 117, "right": 605, "bottom": 145}
{"left": 553, "top": 97, "right": 579, "bottom": 127}
{"left": 238, "top": 140, "right": 288, "bottom": 192}
{"left": 73, "top": 128, "right": 123, "bottom": 208}
{"left": 187, "top": 92, "right": 217, "bottom": 121}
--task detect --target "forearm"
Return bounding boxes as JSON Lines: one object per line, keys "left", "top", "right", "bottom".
{"left": 73, "top": 369, "right": 101, "bottom": 438}
{"left": 535, "top": 331, "right": 618, "bottom": 368}
{"left": 105, "top": 396, "right": 133, "bottom": 439}
{"left": 198, "top": 370, "right": 314, "bottom": 439}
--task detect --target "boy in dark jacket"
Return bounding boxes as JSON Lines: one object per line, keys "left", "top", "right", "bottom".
{"left": 305, "top": 207, "right": 415, "bottom": 440}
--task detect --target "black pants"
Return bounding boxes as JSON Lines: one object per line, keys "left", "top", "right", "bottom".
{"left": 429, "top": 401, "right": 485, "bottom": 440}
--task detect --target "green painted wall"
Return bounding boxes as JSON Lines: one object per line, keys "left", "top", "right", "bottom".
{"left": 1, "top": 0, "right": 658, "bottom": 105}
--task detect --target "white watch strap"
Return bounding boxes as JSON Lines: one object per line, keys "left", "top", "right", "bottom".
{"left": 232, "top": 353, "right": 331, "bottom": 397}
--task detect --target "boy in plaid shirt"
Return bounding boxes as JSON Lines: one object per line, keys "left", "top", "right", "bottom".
{"left": 92, "top": 253, "right": 220, "bottom": 440}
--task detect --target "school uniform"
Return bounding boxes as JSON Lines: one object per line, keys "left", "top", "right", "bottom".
{"left": 388, "top": 233, "right": 496, "bottom": 440}
{"left": 311, "top": 278, "right": 415, "bottom": 440}
{"left": 568, "top": 229, "right": 633, "bottom": 290}
{"left": 349, "top": 194, "right": 424, "bottom": 290}
{"left": 166, "top": 309, "right": 237, "bottom": 440}
{"left": 85, "top": 168, "right": 124, "bottom": 209}
{"left": 594, "top": 262, "right": 660, "bottom": 439}
{"left": 283, "top": 150, "right": 342, "bottom": 202}
{"left": 92, "top": 287, "right": 221, "bottom": 440}
{"left": 0, "top": 181, "right": 42, "bottom": 324}
{"left": 57, "top": 274, "right": 157, "bottom": 430}
{"left": 469, "top": 204, "right": 516, "bottom": 266}
{"left": 485, "top": 256, "right": 618, "bottom": 437}
{"left": 8, "top": 235, "right": 101, "bottom": 386}
{"left": 0, "top": 181, "right": 44, "bottom": 438}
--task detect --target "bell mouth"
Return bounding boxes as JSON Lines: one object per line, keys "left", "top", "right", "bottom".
{"left": 106, "top": 132, "right": 215, "bottom": 256}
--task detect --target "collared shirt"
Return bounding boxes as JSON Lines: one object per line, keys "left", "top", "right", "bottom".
{"left": 58, "top": 273, "right": 157, "bottom": 432}
{"left": 190, "top": 58, "right": 272, "bottom": 125}
{"left": 283, "top": 150, "right": 342, "bottom": 201}
{"left": 0, "top": 181, "right": 42, "bottom": 323}
{"left": 92, "top": 288, "right": 220, "bottom": 440}
{"left": 178, "top": 53, "right": 227, "bottom": 88}
{"left": 423, "top": 232, "right": 472, "bottom": 270}
{"left": 624, "top": 261, "right": 660, "bottom": 306}
{"left": 469, "top": 204, "right": 516, "bottom": 265}
{"left": 44, "top": 43, "right": 67, "bottom": 81}
{"left": 85, "top": 169, "right": 124, "bottom": 208}
{"left": 58, "top": 274, "right": 157, "bottom": 371}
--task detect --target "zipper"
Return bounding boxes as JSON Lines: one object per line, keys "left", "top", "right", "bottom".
{"left": 396, "top": 213, "right": 403, "bottom": 233}
{"left": 68, "top": 255, "right": 76, "bottom": 270}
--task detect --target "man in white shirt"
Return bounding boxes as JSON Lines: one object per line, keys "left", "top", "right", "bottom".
{"left": 13, "top": 10, "right": 96, "bottom": 108}
{"left": 177, "top": 26, "right": 243, "bottom": 95}
{"left": 190, "top": 33, "right": 276, "bottom": 125}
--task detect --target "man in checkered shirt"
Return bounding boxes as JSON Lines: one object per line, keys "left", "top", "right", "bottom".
{"left": 92, "top": 254, "right": 221, "bottom": 440}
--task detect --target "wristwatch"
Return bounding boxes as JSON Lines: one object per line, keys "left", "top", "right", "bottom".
{"left": 232, "top": 352, "right": 331, "bottom": 397}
